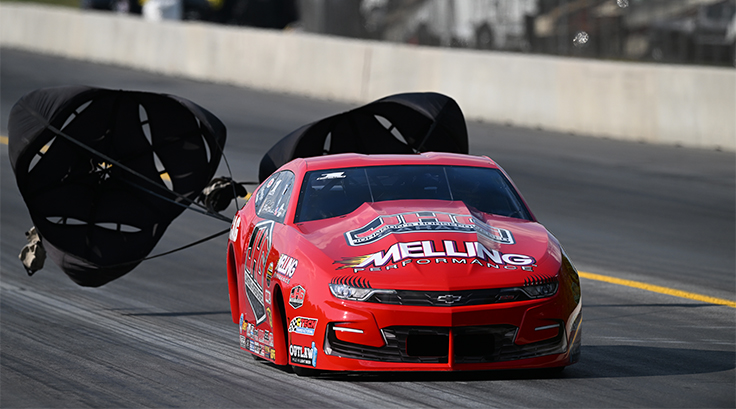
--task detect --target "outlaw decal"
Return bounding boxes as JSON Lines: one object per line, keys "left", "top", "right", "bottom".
{"left": 335, "top": 240, "right": 536, "bottom": 272}
{"left": 288, "top": 316, "right": 318, "bottom": 336}
{"left": 345, "top": 211, "right": 514, "bottom": 246}
{"left": 243, "top": 220, "right": 274, "bottom": 325}
{"left": 290, "top": 342, "right": 318, "bottom": 367}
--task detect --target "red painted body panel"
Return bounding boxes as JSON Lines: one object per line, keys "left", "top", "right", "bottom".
{"left": 227, "top": 153, "right": 582, "bottom": 372}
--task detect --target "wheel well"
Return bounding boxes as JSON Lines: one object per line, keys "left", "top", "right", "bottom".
{"left": 272, "top": 284, "right": 290, "bottom": 366}
{"left": 226, "top": 244, "right": 240, "bottom": 324}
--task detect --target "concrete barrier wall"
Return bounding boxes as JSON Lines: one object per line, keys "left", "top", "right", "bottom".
{"left": 2, "top": 4, "right": 734, "bottom": 150}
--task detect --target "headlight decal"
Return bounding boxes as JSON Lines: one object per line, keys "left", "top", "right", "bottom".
{"left": 521, "top": 275, "right": 559, "bottom": 299}
{"left": 329, "top": 276, "right": 373, "bottom": 301}
{"left": 328, "top": 276, "right": 559, "bottom": 304}
{"left": 331, "top": 275, "right": 372, "bottom": 289}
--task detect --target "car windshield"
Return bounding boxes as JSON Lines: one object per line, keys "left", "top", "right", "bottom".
{"left": 295, "top": 165, "right": 532, "bottom": 222}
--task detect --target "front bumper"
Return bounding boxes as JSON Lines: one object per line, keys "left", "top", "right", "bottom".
{"left": 293, "top": 295, "right": 582, "bottom": 372}
{"left": 326, "top": 322, "right": 567, "bottom": 362}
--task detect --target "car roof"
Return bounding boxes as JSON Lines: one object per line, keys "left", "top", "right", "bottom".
{"left": 298, "top": 152, "right": 498, "bottom": 172}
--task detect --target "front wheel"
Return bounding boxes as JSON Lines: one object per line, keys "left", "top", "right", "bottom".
{"left": 537, "top": 366, "right": 566, "bottom": 378}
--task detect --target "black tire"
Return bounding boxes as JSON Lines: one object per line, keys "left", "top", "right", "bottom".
{"left": 291, "top": 365, "right": 319, "bottom": 377}
{"left": 539, "top": 366, "right": 566, "bottom": 378}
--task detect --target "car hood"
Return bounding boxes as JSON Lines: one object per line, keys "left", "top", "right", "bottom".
{"left": 295, "top": 200, "right": 562, "bottom": 290}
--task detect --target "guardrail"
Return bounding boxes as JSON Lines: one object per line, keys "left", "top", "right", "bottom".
{"left": 2, "top": 4, "right": 734, "bottom": 151}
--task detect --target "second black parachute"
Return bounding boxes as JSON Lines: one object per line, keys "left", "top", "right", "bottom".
{"left": 258, "top": 92, "right": 469, "bottom": 182}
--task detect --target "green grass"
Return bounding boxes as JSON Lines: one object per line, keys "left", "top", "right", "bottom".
{"left": 0, "top": 0, "right": 80, "bottom": 9}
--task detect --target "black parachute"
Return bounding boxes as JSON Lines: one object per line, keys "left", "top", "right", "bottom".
{"left": 8, "top": 86, "right": 227, "bottom": 287}
{"left": 258, "top": 92, "right": 468, "bottom": 182}
{"left": 8, "top": 88, "right": 467, "bottom": 287}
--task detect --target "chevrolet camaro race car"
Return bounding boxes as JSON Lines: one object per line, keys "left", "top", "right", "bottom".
{"left": 8, "top": 88, "right": 579, "bottom": 374}
{"left": 227, "top": 150, "right": 582, "bottom": 374}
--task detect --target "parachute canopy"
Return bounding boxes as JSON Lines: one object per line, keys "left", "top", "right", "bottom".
{"left": 8, "top": 86, "right": 226, "bottom": 287}
{"left": 258, "top": 92, "right": 469, "bottom": 182}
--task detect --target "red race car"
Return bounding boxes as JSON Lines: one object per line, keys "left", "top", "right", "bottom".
{"left": 226, "top": 93, "right": 581, "bottom": 375}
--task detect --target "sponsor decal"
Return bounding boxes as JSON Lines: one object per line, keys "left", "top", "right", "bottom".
{"left": 265, "top": 289, "right": 272, "bottom": 305}
{"left": 245, "top": 338, "right": 274, "bottom": 359}
{"left": 243, "top": 220, "right": 274, "bottom": 325}
{"left": 266, "top": 307, "right": 273, "bottom": 327}
{"left": 289, "top": 285, "right": 306, "bottom": 309}
{"left": 277, "top": 203, "right": 286, "bottom": 218}
{"left": 317, "top": 171, "right": 346, "bottom": 180}
{"left": 261, "top": 180, "right": 284, "bottom": 216}
{"left": 344, "top": 211, "right": 515, "bottom": 246}
{"left": 266, "top": 179, "right": 281, "bottom": 197}
{"left": 335, "top": 240, "right": 536, "bottom": 272}
{"left": 290, "top": 342, "right": 318, "bottom": 367}
{"left": 288, "top": 317, "right": 318, "bottom": 336}
{"left": 229, "top": 215, "right": 241, "bottom": 242}
{"left": 266, "top": 263, "right": 274, "bottom": 287}
{"left": 246, "top": 322, "right": 257, "bottom": 339}
{"left": 236, "top": 295, "right": 277, "bottom": 360}
{"left": 244, "top": 323, "right": 274, "bottom": 348}
{"left": 275, "top": 254, "right": 298, "bottom": 283}
{"left": 255, "top": 186, "right": 266, "bottom": 206}
{"left": 239, "top": 314, "right": 247, "bottom": 334}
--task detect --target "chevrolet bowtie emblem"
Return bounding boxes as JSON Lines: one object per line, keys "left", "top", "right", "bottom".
{"left": 437, "top": 294, "right": 462, "bottom": 304}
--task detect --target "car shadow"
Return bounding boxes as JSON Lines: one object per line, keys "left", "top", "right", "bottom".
{"left": 265, "top": 345, "right": 734, "bottom": 382}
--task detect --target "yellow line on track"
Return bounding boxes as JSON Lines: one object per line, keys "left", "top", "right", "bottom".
{"left": 579, "top": 271, "right": 736, "bottom": 308}
{"left": 2, "top": 133, "right": 732, "bottom": 307}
